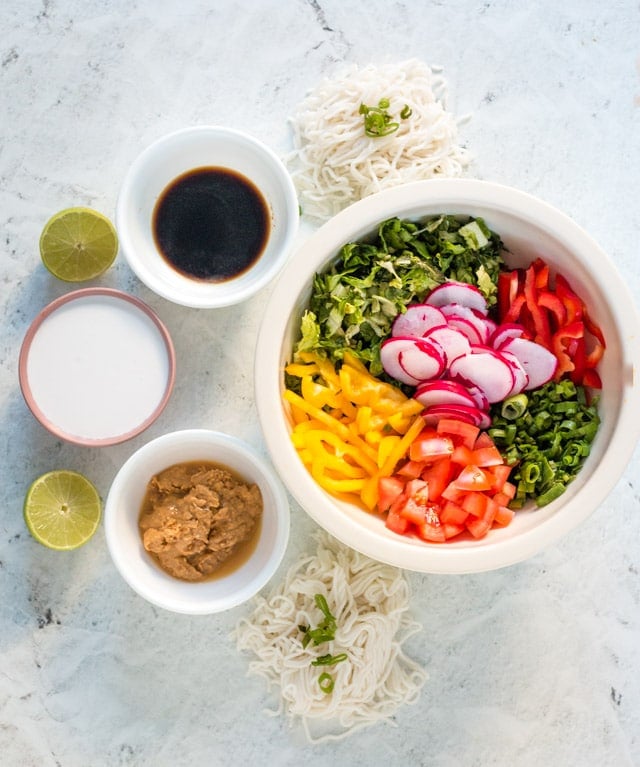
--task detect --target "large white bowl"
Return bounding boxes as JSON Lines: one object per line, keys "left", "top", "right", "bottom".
{"left": 104, "top": 429, "right": 290, "bottom": 613}
{"left": 116, "top": 126, "right": 299, "bottom": 308}
{"left": 254, "top": 179, "right": 640, "bottom": 574}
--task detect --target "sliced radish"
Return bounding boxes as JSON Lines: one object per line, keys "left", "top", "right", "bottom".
{"left": 449, "top": 347, "right": 516, "bottom": 404}
{"left": 499, "top": 349, "right": 530, "bottom": 396}
{"left": 466, "top": 384, "right": 490, "bottom": 411}
{"left": 443, "top": 313, "right": 485, "bottom": 345}
{"left": 425, "top": 281, "right": 488, "bottom": 315}
{"left": 381, "top": 336, "right": 445, "bottom": 385}
{"left": 490, "top": 322, "right": 527, "bottom": 349}
{"left": 422, "top": 403, "right": 492, "bottom": 430}
{"left": 499, "top": 337, "right": 558, "bottom": 390}
{"left": 391, "top": 304, "right": 447, "bottom": 338}
{"left": 399, "top": 338, "right": 445, "bottom": 382}
{"left": 380, "top": 337, "right": 422, "bottom": 386}
{"left": 439, "top": 303, "right": 492, "bottom": 343}
{"left": 422, "top": 325, "right": 471, "bottom": 367}
{"left": 482, "top": 316, "right": 497, "bottom": 341}
{"left": 414, "top": 379, "right": 478, "bottom": 409}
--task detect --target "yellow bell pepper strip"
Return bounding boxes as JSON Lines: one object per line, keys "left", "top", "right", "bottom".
{"left": 283, "top": 389, "right": 378, "bottom": 465}
{"left": 302, "top": 429, "right": 379, "bottom": 476}
{"left": 284, "top": 351, "right": 425, "bottom": 510}
{"left": 379, "top": 414, "right": 426, "bottom": 477}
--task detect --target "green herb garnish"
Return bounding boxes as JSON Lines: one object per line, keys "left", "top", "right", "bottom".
{"left": 318, "top": 672, "right": 335, "bottom": 694}
{"left": 300, "top": 593, "right": 338, "bottom": 648}
{"left": 359, "top": 98, "right": 412, "bottom": 137}
{"left": 299, "top": 595, "right": 347, "bottom": 695}
{"left": 311, "top": 653, "right": 348, "bottom": 667}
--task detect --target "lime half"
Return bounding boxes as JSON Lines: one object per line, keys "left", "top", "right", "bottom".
{"left": 24, "top": 470, "right": 102, "bottom": 550}
{"left": 39, "top": 207, "right": 118, "bottom": 282}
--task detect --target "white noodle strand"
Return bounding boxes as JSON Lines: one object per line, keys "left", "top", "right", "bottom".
{"left": 233, "top": 531, "right": 428, "bottom": 743}
{"left": 286, "top": 59, "right": 471, "bottom": 222}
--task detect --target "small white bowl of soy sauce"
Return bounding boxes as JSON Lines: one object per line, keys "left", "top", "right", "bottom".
{"left": 116, "top": 126, "right": 299, "bottom": 308}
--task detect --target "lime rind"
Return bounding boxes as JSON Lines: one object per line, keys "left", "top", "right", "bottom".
{"left": 24, "top": 469, "right": 102, "bottom": 551}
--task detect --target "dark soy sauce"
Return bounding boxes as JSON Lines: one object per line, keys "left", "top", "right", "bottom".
{"left": 152, "top": 166, "right": 270, "bottom": 282}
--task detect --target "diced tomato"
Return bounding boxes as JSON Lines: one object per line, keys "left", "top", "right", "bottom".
{"left": 382, "top": 408, "right": 522, "bottom": 543}
{"left": 442, "top": 522, "right": 465, "bottom": 540}
{"left": 417, "top": 511, "right": 446, "bottom": 543}
{"left": 501, "top": 480, "right": 517, "bottom": 500}
{"left": 397, "top": 460, "right": 425, "bottom": 479}
{"left": 472, "top": 431, "right": 496, "bottom": 450}
{"left": 437, "top": 418, "right": 480, "bottom": 450}
{"left": 453, "top": 464, "right": 492, "bottom": 492}
{"left": 377, "top": 475, "right": 405, "bottom": 512}
{"left": 494, "top": 504, "right": 516, "bottom": 526}
{"left": 441, "top": 482, "right": 466, "bottom": 503}
{"left": 487, "top": 464, "right": 513, "bottom": 493}
{"left": 461, "top": 491, "right": 487, "bottom": 518}
{"left": 385, "top": 506, "right": 410, "bottom": 535}
{"left": 404, "top": 479, "right": 430, "bottom": 504}
{"left": 399, "top": 497, "right": 428, "bottom": 526}
{"left": 440, "top": 499, "right": 469, "bottom": 525}
{"left": 471, "top": 444, "right": 504, "bottom": 467}
{"left": 409, "top": 432, "right": 454, "bottom": 462}
{"left": 451, "top": 444, "right": 474, "bottom": 465}
{"left": 465, "top": 497, "right": 499, "bottom": 538}
{"left": 466, "top": 515, "right": 492, "bottom": 539}
{"left": 421, "top": 457, "right": 453, "bottom": 501}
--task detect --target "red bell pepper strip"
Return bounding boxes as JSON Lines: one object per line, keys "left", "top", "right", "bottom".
{"left": 552, "top": 320, "right": 584, "bottom": 379}
{"left": 555, "top": 273, "right": 583, "bottom": 324}
{"left": 524, "top": 264, "right": 551, "bottom": 347}
{"left": 582, "top": 367, "right": 603, "bottom": 389}
{"left": 537, "top": 290, "right": 567, "bottom": 330}
{"left": 497, "top": 270, "right": 521, "bottom": 320}
{"left": 532, "top": 259, "right": 550, "bottom": 290}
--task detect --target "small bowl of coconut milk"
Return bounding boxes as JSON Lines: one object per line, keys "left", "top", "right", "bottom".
{"left": 18, "top": 287, "right": 176, "bottom": 446}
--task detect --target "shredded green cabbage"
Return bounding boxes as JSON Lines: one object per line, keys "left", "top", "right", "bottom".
{"left": 295, "top": 215, "right": 505, "bottom": 375}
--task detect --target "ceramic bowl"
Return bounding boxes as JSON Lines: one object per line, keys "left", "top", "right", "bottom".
{"left": 18, "top": 288, "right": 175, "bottom": 447}
{"left": 116, "top": 126, "right": 299, "bottom": 308}
{"left": 104, "top": 429, "right": 290, "bottom": 614}
{"left": 254, "top": 178, "right": 640, "bottom": 574}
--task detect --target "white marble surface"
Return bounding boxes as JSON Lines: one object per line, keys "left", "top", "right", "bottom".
{"left": 1, "top": 1, "right": 639, "bottom": 765}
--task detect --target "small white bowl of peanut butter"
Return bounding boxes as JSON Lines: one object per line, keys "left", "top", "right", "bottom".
{"left": 104, "top": 429, "right": 290, "bottom": 614}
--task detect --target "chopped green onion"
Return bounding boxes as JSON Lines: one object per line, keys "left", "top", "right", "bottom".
{"left": 360, "top": 98, "right": 412, "bottom": 137}
{"left": 300, "top": 593, "right": 338, "bottom": 648}
{"left": 501, "top": 393, "right": 528, "bottom": 420}
{"left": 299, "top": 595, "right": 348, "bottom": 695}
{"left": 318, "top": 672, "right": 335, "bottom": 694}
{"left": 489, "top": 381, "right": 600, "bottom": 507}
{"left": 536, "top": 482, "right": 566, "bottom": 506}
{"left": 311, "top": 653, "right": 348, "bottom": 667}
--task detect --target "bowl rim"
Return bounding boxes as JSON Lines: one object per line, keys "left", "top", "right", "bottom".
{"left": 18, "top": 287, "right": 176, "bottom": 447}
{"left": 254, "top": 178, "right": 640, "bottom": 573}
{"left": 116, "top": 125, "right": 300, "bottom": 309}
{"left": 103, "top": 428, "right": 290, "bottom": 614}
